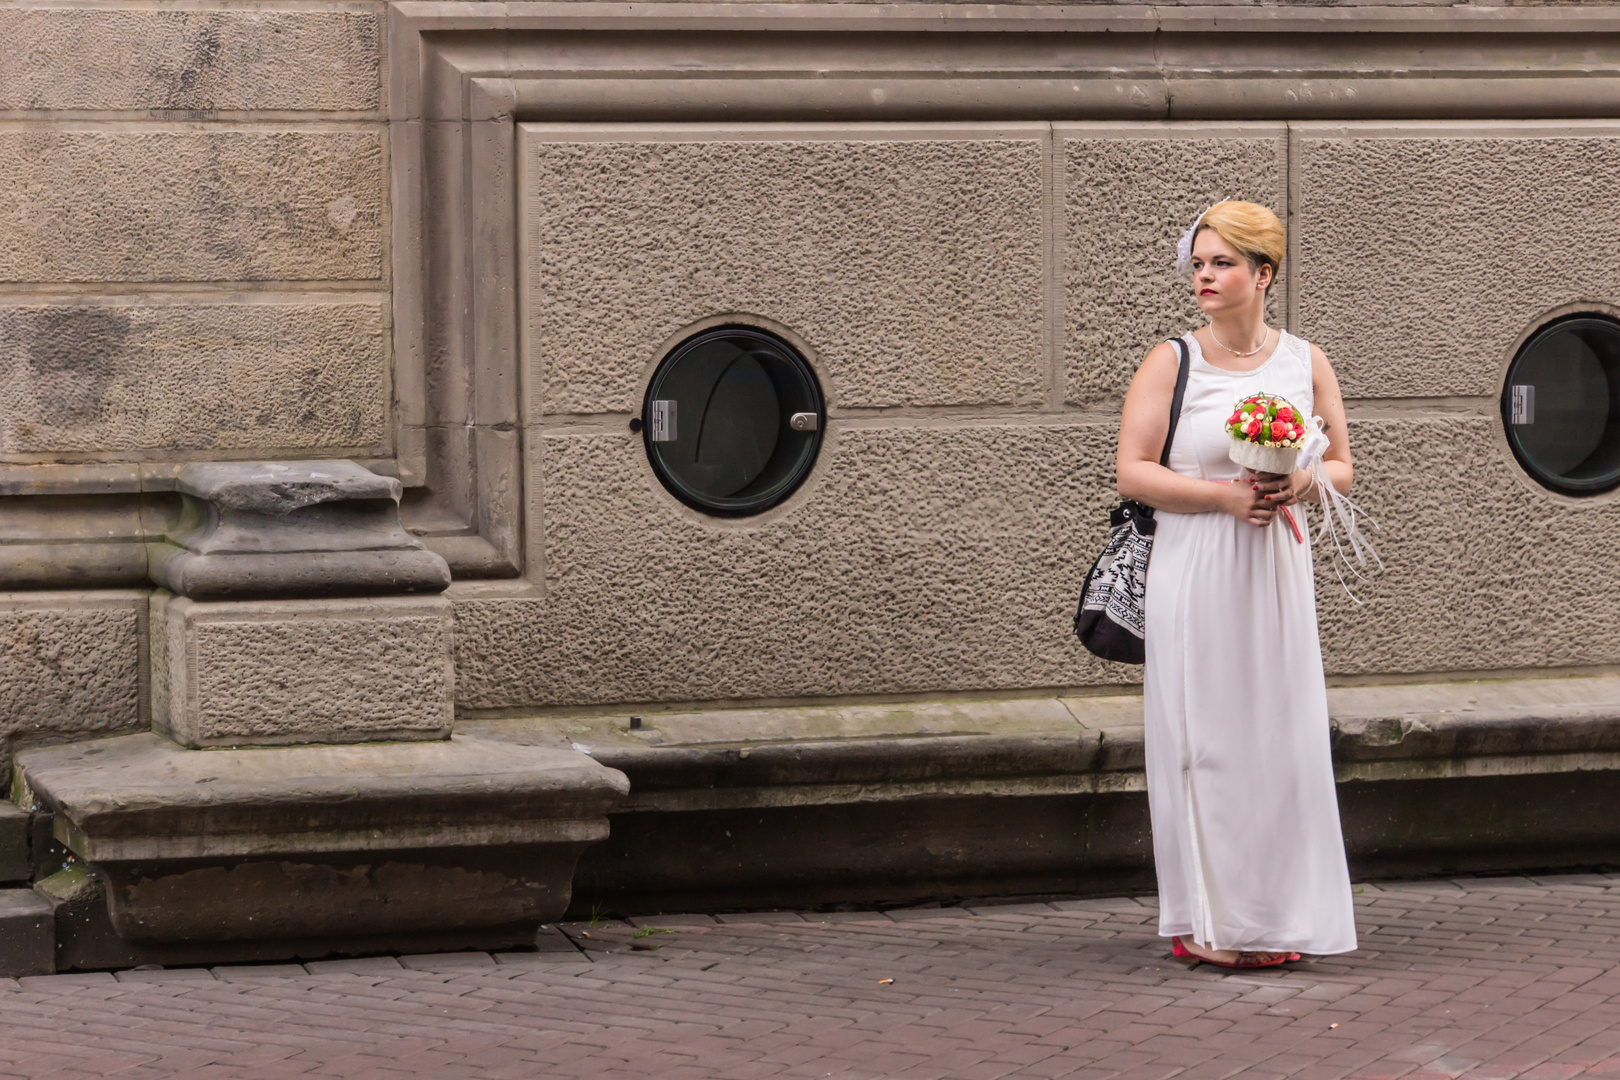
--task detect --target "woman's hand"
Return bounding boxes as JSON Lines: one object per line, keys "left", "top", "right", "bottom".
{"left": 1222, "top": 480, "right": 1279, "bottom": 527}
{"left": 1250, "top": 469, "right": 1312, "bottom": 508}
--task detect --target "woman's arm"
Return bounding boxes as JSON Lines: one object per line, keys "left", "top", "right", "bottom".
{"left": 1254, "top": 343, "right": 1353, "bottom": 507}
{"left": 1116, "top": 342, "right": 1279, "bottom": 526}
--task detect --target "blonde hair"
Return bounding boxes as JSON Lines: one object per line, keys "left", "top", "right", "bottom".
{"left": 1195, "top": 201, "right": 1284, "bottom": 289}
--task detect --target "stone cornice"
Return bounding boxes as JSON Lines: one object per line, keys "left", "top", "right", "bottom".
{"left": 391, "top": 2, "right": 1620, "bottom": 35}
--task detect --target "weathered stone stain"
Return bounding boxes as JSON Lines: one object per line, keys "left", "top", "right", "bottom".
{"left": 20, "top": 307, "right": 130, "bottom": 427}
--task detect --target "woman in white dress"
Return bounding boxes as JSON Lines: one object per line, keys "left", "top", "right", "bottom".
{"left": 1115, "top": 201, "right": 1359, "bottom": 967}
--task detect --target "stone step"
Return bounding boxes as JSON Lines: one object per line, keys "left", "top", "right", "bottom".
{"left": 14, "top": 733, "right": 628, "bottom": 961}
{"left": 466, "top": 675, "right": 1620, "bottom": 811}
{"left": 0, "top": 802, "right": 27, "bottom": 884}
{"left": 461, "top": 675, "right": 1620, "bottom": 914}
{"left": 0, "top": 887, "right": 54, "bottom": 977}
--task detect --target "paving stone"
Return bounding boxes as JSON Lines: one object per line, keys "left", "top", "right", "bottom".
{"left": 302, "top": 956, "right": 406, "bottom": 976}
{"left": 397, "top": 951, "right": 496, "bottom": 971}
{"left": 1, "top": 877, "right": 1620, "bottom": 1077}
{"left": 208, "top": 964, "right": 312, "bottom": 980}
{"left": 111, "top": 966, "right": 217, "bottom": 982}
{"left": 711, "top": 912, "right": 806, "bottom": 925}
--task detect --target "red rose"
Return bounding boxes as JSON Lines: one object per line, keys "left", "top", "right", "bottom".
{"left": 1244, "top": 417, "right": 1263, "bottom": 438}
{"left": 1276, "top": 406, "right": 1294, "bottom": 423}
{"left": 1229, "top": 410, "right": 1242, "bottom": 425}
{"left": 1270, "top": 419, "right": 1290, "bottom": 441}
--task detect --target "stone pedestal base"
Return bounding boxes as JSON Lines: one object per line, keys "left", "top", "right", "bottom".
{"left": 150, "top": 591, "right": 454, "bottom": 748}
{"left": 16, "top": 733, "right": 629, "bottom": 947}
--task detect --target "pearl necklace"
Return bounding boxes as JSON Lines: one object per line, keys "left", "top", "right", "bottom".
{"left": 1210, "top": 324, "right": 1272, "bottom": 358}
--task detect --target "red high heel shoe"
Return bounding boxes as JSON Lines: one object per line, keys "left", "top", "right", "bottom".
{"left": 1172, "top": 936, "right": 1301, "bottom": 968}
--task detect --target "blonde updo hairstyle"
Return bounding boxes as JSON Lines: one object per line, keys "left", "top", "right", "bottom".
{"left": 1195, "top": 201, "right": 1285, "bottom": 292}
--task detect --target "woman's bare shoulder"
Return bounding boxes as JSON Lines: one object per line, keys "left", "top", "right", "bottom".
{"left": 1305, "top": 340, "right": 1341, "bottom": 382}
{"left": 1135, "top": 339, "right": 1183, "bottom": 386}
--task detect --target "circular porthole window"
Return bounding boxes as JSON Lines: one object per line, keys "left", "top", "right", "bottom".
{"left": 641, "top": 326, "right": 825, "bottom": 516}
{"left": 1504, "top": 315, "right": 1620, "bottom": 495}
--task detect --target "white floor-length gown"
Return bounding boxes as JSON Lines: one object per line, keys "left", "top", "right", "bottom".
{"left": 1143, "top": 330, "right": 1358, "bottom": 955}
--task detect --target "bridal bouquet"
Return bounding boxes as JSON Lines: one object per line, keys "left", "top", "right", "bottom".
{"left": 1224, "top": 391, "right": 1383, "bottom": 599}
{"left": 1225, "top": 393, "right": 1308, "bottom": 475}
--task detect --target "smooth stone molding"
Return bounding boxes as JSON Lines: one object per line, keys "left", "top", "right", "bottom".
{"left": 394, "top": 7, "right": 1620, "bottom": 129}
{"left": 147, "top": 461, "right": 450, "bottom": 600}
{"left": 15, "top": 734, "right": 630, "bottom": 944}
{"left": 150, "top": 592, "right": 455, "bottom": 748}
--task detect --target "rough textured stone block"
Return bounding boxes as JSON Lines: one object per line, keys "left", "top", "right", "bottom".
{"left": 1294, "top": 124, "right": 1620, "bottom": 397}
{"left": 456, "top": 422, "right": 1133, "bottom": 709}
{"left": 0, "top": 889, "right": 53, "bottom": 977}
{"left": 0, "top": 300, "right": 388, "bottom": 455}
{"left": 1060, "top": 124, "right": 1287, "bottom": 406}
{"left": 0, "top": 130, "right": 383, "bottom": 283}
{"left": 0, "top": 8, "right": 380, "bottom": 112}
{"left": 521, "top": 125, "right": 1046, "bottom": 413}
{"left": 0, "top": 592, "right": 145, "bottom": 772}
{"left": 1317, "top": 417, "right": 1620, "bottom": 676}
{"left": 151, "top": 593, "right": 454, "bottom": 747}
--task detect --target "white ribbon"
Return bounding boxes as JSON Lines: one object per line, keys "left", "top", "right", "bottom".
{"left": 1298, "top": 415, "right": 1382, "bottom": 602}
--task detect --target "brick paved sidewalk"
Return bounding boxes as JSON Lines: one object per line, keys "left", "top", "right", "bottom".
{"left": 4, "top": 875, "right": 1620, "bottom": 1079}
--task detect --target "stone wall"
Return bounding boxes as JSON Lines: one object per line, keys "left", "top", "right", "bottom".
{"left": 452, "top": 116, "right": 1620, "bottom": 708}
{"left": 1296, "top": 123, "right": 1620, "bottom": 676}
{"left": 0, "top": 4, "right": 389, "bottom": 465}
{"left": 5, "top": 4, "right": 1620, "bottom": 738}
{"left": 0, "top": 1, "right": 388, "bottom": 762}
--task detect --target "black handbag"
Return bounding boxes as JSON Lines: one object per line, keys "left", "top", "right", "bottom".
{"left": 1073, "top": 338, "right": 1192, "bottom": 664}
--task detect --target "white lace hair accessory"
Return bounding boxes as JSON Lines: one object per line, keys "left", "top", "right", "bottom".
{"left": 1174, "top": 199, "right": 1225, "bottom": 279}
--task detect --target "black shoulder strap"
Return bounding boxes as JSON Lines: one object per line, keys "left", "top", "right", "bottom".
{"left": 1159, "top": 337, "right": 1192, "bottom": 468}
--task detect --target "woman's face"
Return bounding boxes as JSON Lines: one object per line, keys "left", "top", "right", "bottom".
{"left": 1189, "top": 228, "right": 1271, "bottom": 316}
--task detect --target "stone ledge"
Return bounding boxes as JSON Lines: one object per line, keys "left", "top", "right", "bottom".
{"left": 464, "top": 677, "right": 1620, "bottom": 913}
{"left": 1328, "top": 678, "right": 1620, "bottom": 770}
{"left": 17, "top": 733, "right": 627, "bottom": 862}
{"left": 466, "top": 676, "right": 1620, "bottom": 811}
{"left": 14, "top": 734, "right": 629, "bottom": 947}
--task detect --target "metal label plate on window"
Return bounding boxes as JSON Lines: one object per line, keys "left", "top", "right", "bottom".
{"left": 1511, "top": 384, "right": 1535, "bottom": 425}
{"left": 650, "top": 399, "right": 677, "bottom": 442}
